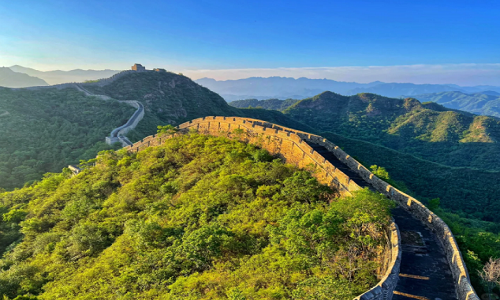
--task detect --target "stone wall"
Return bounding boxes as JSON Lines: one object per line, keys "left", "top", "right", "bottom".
{"left": 123, "top": 116, "right": 403, "bottom": 300}
{"left": 355, "top": 221, "right": 400, "bottom": 300}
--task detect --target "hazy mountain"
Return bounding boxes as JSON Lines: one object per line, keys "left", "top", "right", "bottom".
{"left": 458, "top": 86, "right": 500, "bottom": 94}
{"left": 9, "top": 65, "right": 121, "bottom": 85}
{"left": 196, "top": 77, "right": 500, "bottom": 102}
{"left": 195, "top": 77, "right": 383, "bottom": 101}
{"left": 346, "top": 82, "right": 465, "bottom": 98}
{"left": 412, "top": 91, "right": 500, "bottom": 118}
{"left": 0, "top": 67, "right": 48, "bottom": 88}
{"left": 481, "top": 91, "right": 500, "bottom": 96}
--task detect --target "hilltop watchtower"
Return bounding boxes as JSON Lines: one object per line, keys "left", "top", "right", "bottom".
{"left": 131, "top": 64, "right": 146, "bottom": 71}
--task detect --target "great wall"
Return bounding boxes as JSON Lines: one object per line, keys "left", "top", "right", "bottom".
{"left": 21, "top": 64, "right": 151, "bottom": 147}
{"left": 73, "top": 83, "right": 145, "bottom": 147}
{"left": 116, "top": 116, "right": 480, "bottom": 300}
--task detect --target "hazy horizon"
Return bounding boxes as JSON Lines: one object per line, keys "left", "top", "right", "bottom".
{"left": 5, "top": 63, "right": 500, "bottom": 87}
{"left": 2, "top": 1, "right": 500, "bottom": 86}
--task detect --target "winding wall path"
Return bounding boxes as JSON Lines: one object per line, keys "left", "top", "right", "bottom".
{"left": 119, "top": 116, "right": 480, "bottom": 300}
{"left": 74, "top": 83, "right": 144, "bottom": 146}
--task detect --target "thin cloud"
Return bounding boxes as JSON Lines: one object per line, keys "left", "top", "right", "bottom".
{"left": 182, "top": 63, "right": 500, "bottom": 86}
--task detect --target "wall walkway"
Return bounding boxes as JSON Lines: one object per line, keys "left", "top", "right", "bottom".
{"left": 73, "top": 83, "right": 144, "bottom": 147}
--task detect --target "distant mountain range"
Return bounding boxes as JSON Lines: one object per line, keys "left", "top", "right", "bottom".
{"left": 195, "top": 77, "right": 381, "bottom": 101}
{"left": 412, "top": 91, "right": 500, "bottom": 118}
{"left": 6, "top": 66, "right": 500, "bottom": 98}
{"left": 195, "top": 76, "right": 500, "bottom": 101}
{"left": 0, "top": 67, "right": 49, "bottom": 88}
{"left": 9, "top": 65, "right": 121, "bottom": 85}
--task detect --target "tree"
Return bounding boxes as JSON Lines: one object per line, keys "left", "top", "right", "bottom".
{"left": 428, "top": 198, "right": 440, "bottom": 211}
{"left": 157, "top": 125, "right": 178, "bottom": 135}
{"left": 479, "top": 257, "right": 500, "bottom": 300}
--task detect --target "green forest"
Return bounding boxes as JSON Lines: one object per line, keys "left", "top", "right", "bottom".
{"left": 0, "top": 87, "right": 137, "bottom": 190}
{"left": 317, "top": 132, "right": 500, "bottom": 294}
{"left": 0, "top": 72, "right": 313, "bottom": 191}
{"left": 283, "top": 92, "right": 500, "bottom": 171}
{"left": 0, "top": 133, "right": 392, "bottom": 300}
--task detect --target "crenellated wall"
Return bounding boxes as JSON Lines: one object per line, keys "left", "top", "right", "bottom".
{"left": 123, "top": 116, "right": 479, "bottom": 300}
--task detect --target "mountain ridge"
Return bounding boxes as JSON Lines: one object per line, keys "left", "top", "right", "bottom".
{"left": 412, "top": 90, "right": 500, "bottom": 118}
{"left": 10, "top": 65, "right": 121, "bottom": 85}
{"left": 271, "top": 91, "right": 500, "bottom": 171}
{"left": 0, "top": 67, "right": 49, "bottom": 88}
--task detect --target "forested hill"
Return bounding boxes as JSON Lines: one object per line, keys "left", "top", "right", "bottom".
{"left": 0, "top": 71, "right": 313, "bottom": 190}
{"left": 412, "top": 90, "right": 500, "bottom": 118}
{"left": 83, "top": 71, "right": 315, "bottom": 141}
{"left": 0, "top": 87, "right": 135, "bottom": 190}
{"left": 281, "top": 91, "right": 500, "bottom": 171}
{"left": 0, "top": 133, "right": 391, "bottom": 299}
{"left": 230, "top": 98, "right": 299, "bottom": 111}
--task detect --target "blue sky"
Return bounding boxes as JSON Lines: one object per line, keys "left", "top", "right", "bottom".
{"left": 1, "top": 0, "right": 500, "bottom": 84}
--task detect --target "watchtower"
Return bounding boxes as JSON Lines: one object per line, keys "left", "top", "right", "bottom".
{"left": 131, "top": 64, "right": 146, "bottom": 72}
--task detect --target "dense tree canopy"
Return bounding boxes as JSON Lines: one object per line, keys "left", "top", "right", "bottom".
{"left": 0, "top": 87, "right": 135, "bottom": 190}
{"left": 0, "top": 72, "right": 315, "bottom": 191}
{"left": 0, "top": 133, "right": 392, "bottom": 300}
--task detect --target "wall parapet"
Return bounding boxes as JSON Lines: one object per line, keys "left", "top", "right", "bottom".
{"left": 122, "top": 116, "right": 477, "bottom": 300}
{"left": 355, "top": 221, "right": 401, "bottom": 300}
